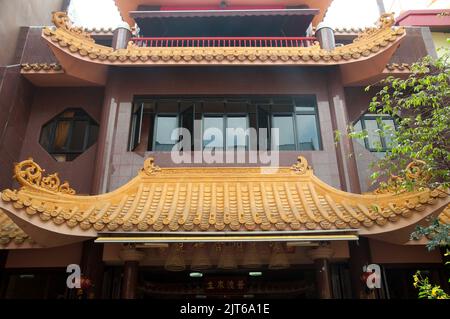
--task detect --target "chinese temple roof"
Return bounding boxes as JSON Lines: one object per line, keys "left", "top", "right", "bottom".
{"left": 0, "top": 157, "right": 448, "bottom": 249}
{"left": 35, "top": 12, "right": 406, "bottom": 86}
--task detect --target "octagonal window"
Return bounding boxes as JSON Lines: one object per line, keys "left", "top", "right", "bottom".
{"left": 39, "top": 109, "right": 99, "bottom": 162}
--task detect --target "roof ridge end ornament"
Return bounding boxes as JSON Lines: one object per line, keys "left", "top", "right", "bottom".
{"left": 290, "top": 156, "right": 312, "bottom": 175}
{"left": 141, "top": 157, "right": 161, "bottom": 175}
{"left": 13, "top": 158, "right": 76, "bottom": 195}
{"left": 378, "top": 12, "right": 396, "bottom": 28}
{"left": 51, "top": 11, "right": 93, "bottom": 42}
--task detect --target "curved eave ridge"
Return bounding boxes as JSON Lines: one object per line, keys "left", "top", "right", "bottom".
{"left": 42, "top": 12, "right": 405, "bottom": 66}
{"left": 0, "top": 157, "right": 448, "bottom": 238}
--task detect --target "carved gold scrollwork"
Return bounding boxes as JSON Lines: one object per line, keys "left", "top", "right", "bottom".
{"left": 52, "top": 12, "right": 93, "bottom": 41}
{"left": 291, "top": 156, "right": 311, "bottom": 175}
{"left": 374, "top": 159, "right": 431, "bottom": 194}
{"left": 142, "top": 157, "right": 161, "bottom": 175}
{"left": 13, "top": 158, "right": 76, "bottom": 194}
{"left": 405, "top": 160, "right": 430, "bottom": 182}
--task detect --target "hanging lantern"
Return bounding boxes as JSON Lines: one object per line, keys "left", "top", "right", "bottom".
{"left": 165, "top": 243, "right": 186, "bottom": 272}
{"left": 242, "top": 243, "right": 262, "bottom": 269}
{"left": 218, "top": 244, "right": 237, "bottom": 270}
{"left": 191, "top": 243, "right": 212, "bottom": 271}
{"left": 268, "top": 242, "right": 290, "bottom": 270}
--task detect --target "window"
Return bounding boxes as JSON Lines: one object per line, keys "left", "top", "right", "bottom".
{"left": 226, "top": 116, "right": 248, "bottom": 150}
{"left": 272, "top": 115, "right": 296, "bottom": 150}
{"left": 39, "top": 109, "right": 99, "bottom": 162}
{"left": 354, "top": 114, "right": 396, "bottom": 152}
{"left": 129, "top": 101, "right": 184, "bottom": 152}
{"left": 203, "top": 116, "right": 224, "bottom": 150}
{"left": 257, "top": 96, "right": 322, "bottom": 151}
{"left": 202, "top": 115, "right": 249, "bottom": 151}
{"left": 154, "top": 116, "right": 178, "bottom": 151}
{"left": 129, "top": 97, "right": 321, "bottom": 152}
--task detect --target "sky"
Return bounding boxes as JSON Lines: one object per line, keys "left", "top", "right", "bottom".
{"left": 68, "top": 0, "right": 450, "bottom": 29}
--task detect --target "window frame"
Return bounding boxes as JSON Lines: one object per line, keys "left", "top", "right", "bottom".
{"left": 39, "top": 108, "right": 99, "bottom": 160}
{"left": 356, "top": 113, "right": 397, "bottom": 152}
{"left": 130, "top": 96, "right": 321, "bottom": 153}
{"left": 202, "top": 112, "right": 250, "bottom": 151}
{"left": 256, "top": 96, "right": 322, "bottom": 151}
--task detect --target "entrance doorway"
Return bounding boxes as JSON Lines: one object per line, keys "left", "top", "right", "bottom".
{"left": 137, "top": 267, "right": 317, "bottom": 299}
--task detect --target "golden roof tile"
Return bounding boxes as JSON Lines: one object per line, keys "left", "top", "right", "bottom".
{"left": 0, "top": 156, "right": 447, "bottom": 240}
{"left": 0, "top": 210, "right": 33, "bottom": 247}
{"left": 385, "top": 63, "right": 412, "bottom": 72}
{"left": 21, "top": 63, "right": 63, "bottom": 73}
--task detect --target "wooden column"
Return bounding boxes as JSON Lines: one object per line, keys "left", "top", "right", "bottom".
{"left": 80, "top": 240, "right": 104, "bottom": 299}
{"left": 348, "top": 237, "right": 375, "bottom": 299}
{"left": 119, "top": 247, "right": 145, "bottom": 299}
{"left": 307, "top": 244, "right": 334, "bottom": 299}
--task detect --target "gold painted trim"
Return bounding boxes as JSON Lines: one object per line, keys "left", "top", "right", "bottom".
{"left": 95, "top": 234, "right": 359, "bottom": 243}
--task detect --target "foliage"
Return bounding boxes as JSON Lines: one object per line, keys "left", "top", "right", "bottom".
{"left": 351, "top": 48, "right": 450, "bottom": 299}
{"left": 349, "top": 48, "right": 450, "bottom": 249}
{"left": 353, "top": 49, "right": 449, "bottom": 191}
{"left": 411, "top": 217, "right": 450, "bottom": 251}
{"left": 413, "top": 251, "right": 450, "bottom": 299}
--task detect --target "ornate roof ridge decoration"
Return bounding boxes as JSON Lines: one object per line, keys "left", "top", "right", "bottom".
{"left": 290, "top": 156, "right": 312, "bottom": 174}
{"left": 51, "top": 11, "right": 94, "bottom": 42}
{"left": 13, "top": 158, "right": 76, "bottom": 195}
{"left": 373, "top": 160, "right": 431, "bottom": 195}
{"left": 0, "top": 157, "right": 448, "bottom": 240}
{"left": 42, "top": 12, "right": 405, "bottom": 65}
{"left": 21, "top": 63, "right": 63, "bottom": 72}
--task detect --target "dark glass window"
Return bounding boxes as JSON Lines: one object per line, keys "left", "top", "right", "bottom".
{"left": 256, "top": 96, "right": 322, "bottom": 151}
{"left": 130, "top": 97, "right": 321, "bottom": 152}
{"left": 226, "top": 116, "right": 248, "bottom": 150}
{"left": 272, "top": 115, "right": 296, "bottom": 151}
{"left": 354, "top": 114, "right": 396, "bottom": 152}
{"left": 39, "top": 109, "right": 99, "bottom": 162}
{"left": 203, "top": 116, "right": 224, "bottom": 150}
{"left": 154, "top": 116, "right": 178, "bottom": 151}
